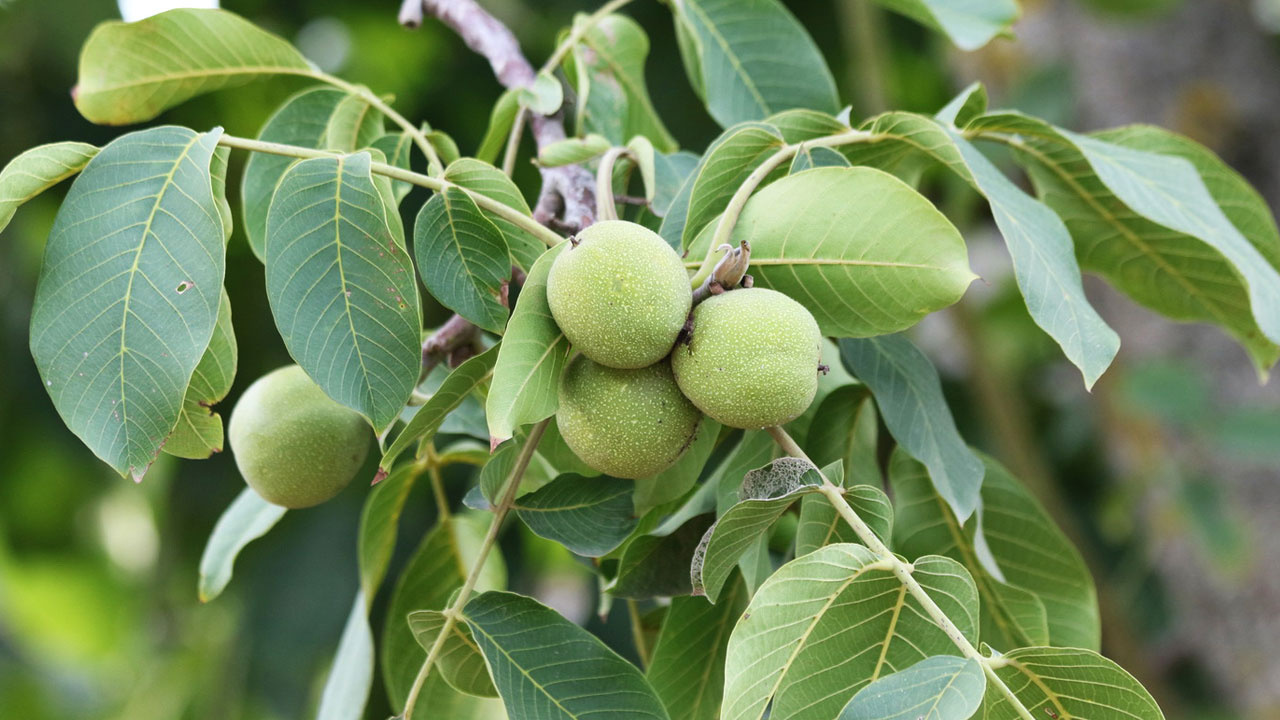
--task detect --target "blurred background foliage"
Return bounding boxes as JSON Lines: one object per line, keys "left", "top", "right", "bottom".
{"left": 1, "top": 0, "right": 1279, "bottom": 718}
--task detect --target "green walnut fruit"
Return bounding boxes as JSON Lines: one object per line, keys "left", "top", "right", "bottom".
{"left": 228, "top": 365, "right": 370, "bottom": 508}
{"left": 547, "top": 220, "right": 692, "bottom": 369}
{"left": 672, "top": 287, "right": 822, "bottom": 429}
{"left": 556, "top": 355, "right": 702, "bottom": 479}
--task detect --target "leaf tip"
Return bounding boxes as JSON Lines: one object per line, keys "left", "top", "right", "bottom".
{"left": 372, "top": 467, "right": 389, "bottom": 486}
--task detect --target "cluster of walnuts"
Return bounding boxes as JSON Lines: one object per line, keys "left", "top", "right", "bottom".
{"left": 548, "top": 220, "right": 823, "bottom": 479}
{"left": 223, "top": 220, "right": 825, "bottom": 509}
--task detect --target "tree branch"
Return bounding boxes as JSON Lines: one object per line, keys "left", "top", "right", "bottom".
{"left": 401, "top": 0, "right": 597, "bottom": 232}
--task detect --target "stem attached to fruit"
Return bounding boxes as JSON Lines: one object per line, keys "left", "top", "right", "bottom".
{"left": 688, "top": 129, "right": 878, "bottom": 287}
{"left": 764, "top": 425, "right": 1037, "bottom": 720}
{"left": 402, "top": 419, "right": 550, "bottom": 720}
{"left": 216, "top": 133, "right": 565, "bottom": 249}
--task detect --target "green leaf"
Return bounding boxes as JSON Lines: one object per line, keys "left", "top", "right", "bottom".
{"left": 891, "top": 450, "right": 1098, "bottom": 651}
{"left": 652, "top": 151, "right": 699, "bottom": 218}
{"left": 766, "top": 108, "right": 850, "bottom": 141}
{"left": 414, "top": 187, "right": 511, "bottom": 333}
{"left": 74, "top": 9, "right": 312, "bottom": 125}
{"left": 0, "top": 141, "right": 98, "bottom": 233}
{"left": 323, "top": 92, "right": 385, "bottom": 152}
{"left": 514, "top": 474, "right": 638, "bottom": 556}
{"left": 681, "top": 123, "right": 784, "bottom": 250}
{"left": 969, "top": 112, "right": 1280, "bottom": 371}
{"left": 568, "top": 14, "right": 677, "bottom": 151}
{"left": 443, "top": 158, "right": 545, "bottom": 272}
{"left": 476, "top": 89, "right": 520, "bottom": 164}
{"left": 839, "top": 655, "right": 985, "bottom": 720}
{"left": 658, "top": 121, "right": 777, "bottom": 247}
{"left": 803, "top": 385, "right": 880, "bottom": 488}
{"left": 732, "top": 168, "right": 975, "bottom": 337}
{"left": 633, "top": 418, "right": 721, "bottom": 515}
{"left": 518, "top": 71, "right": 564, "bottom": 115}
{"left": 316, "top": 592, "right": 375, "bottom": 720}
{"left": 692, "top": 457, "right": 821, "bottom": 602}
{"left": 1068, "top": 128, "right": 1280, "bottom": 343}
{"left": 382, "top": 514, "right": 506, "bottom": 711}
{"left": 722, "top": 546, "right": 979, "bottom": 720}
{"left": 198, "top": 488, "right": 286, "bottom": 602}
{"left": 462, "top": 591, "right": 671, "bottom": 719}
{"left": 538, "top": 134, "right": 613, "bottom": 167}
{"left": 940, "top": 122, "right": 1119, "bottom": 386}
{"left": 647, "top": 573, "right": 747, "bottom": 720}
{"left": 873, "top": 0, "right": 1018, "bottom": 51}
{"left": 357, "top": 464, "right": 420, "bottom": 602}
{"left": 380, "top": 345, "right": 500, "bottom": 474}
{"left": 612, "top": 514, "right": 715, "bottom": 598}
{"left": 670, "top": 0, "right": 839, "bottom": 128}
{"left": 935, "top": 82, "right": 988, "bottom": 128}
{"left": 30, "top": 125, "right": 226, "bottom": 479}
{"left": 795, "top": 485, "right": 893, "bottom": 557}
{"left": 980, "top": 647, "right": 1164, "bottom": 720}
{"left": 790, "top": 145, "right": 851, "bottom": 173}
{"left": 242, "top": 88, "right": 348, "bottom": 259}
{"left": 840, "top": 335, "right": 984, "bottom": 521}
{"left": 265, "top": 152, "right": 421, "bottom": 432}
{"left": 164, "top": 288, "right": 238, "bottom": 459}
{"left": 408, "top": 609, "right": 497, "bottom": 697}
{"left": 371, "top": 131, "right": 416, "bottom": 203}
{"left": 486, "top": 243, "right": 571, "bottom": 443}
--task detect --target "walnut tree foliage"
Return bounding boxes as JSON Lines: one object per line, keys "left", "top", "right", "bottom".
{"left": 4, "top": 0, "right": 1277, "bottom": 718}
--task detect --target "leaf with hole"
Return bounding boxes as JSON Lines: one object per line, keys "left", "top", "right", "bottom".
{"left": 514, "top": 474, "right": 637, "bottom": 556}
{"left": 198, "top": 488, "right": 286, "bottom": 603}
{"left": 30, "top": 125, "right": 226, "bottom": 479}
{"left": 74, "top": 9, "right": 312, "bottom": 124}
{"left": 264, "top": 152, "right": 421, "bottom": 432}
{"left": 0, "top": 141, "right": 97, "bottom": 233}
{"left": 462, "top": 590, "right": 670, "bottom": 720}
{"left": 414, "top": 186, "right": 511, "bottom": 333}
{"left": 722, "top": 546, "right": 978, "bottom": 720}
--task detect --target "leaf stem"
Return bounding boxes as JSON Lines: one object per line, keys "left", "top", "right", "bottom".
{"left": 319, "top": 73, "right": 445, "bottom": 175}
{"left": 428, "top": 464, "right": 451, "bottom": 521}
{"left": 764, "top": 425, "right": 1036, "bottom": 720}
{"left": 595, "top": 146, "right": 630, "bottom": 221}
{"left": 216, "top": 133, "right": 564, "bottom": 248}
{"left": 401, "top": 418, "right": 550, "bottom": 720}
{"left": 688, "top": 129, "right": 876, "bottom": 287}
{"left": 626, "top": 598, "right": 651, "bottom": 669}
{"left": 540, "top": 0, "right": 637, "bottom": 73}
{"left": 502, "top": 108, "right": 528, "bottom": 176}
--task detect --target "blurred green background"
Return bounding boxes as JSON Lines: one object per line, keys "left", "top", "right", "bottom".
{"left": 2, "top": 0, "right": 1279, "bottom": 718}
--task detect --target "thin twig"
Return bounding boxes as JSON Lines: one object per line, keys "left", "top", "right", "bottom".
{"left": 402, "top": 419, "right": 551, "bottom": 720}
{"left": 764, "top": 425, "right": 1038, "bottom": 720}
{"left": 407, "top": 0, "right": 597, "bottom": 232}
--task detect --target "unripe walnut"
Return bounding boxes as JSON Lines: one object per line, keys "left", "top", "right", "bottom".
{"left": 556, "top": 355, "right": 702, "bottom": 479}
{"left": 547, "top": 220, "right": 692, "bottom": 369}
{"left": 672, "top": 288, "right": 821, "bottom": 429}
{"left": 228, "top": 365, "right": 369, "bottom": 508}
